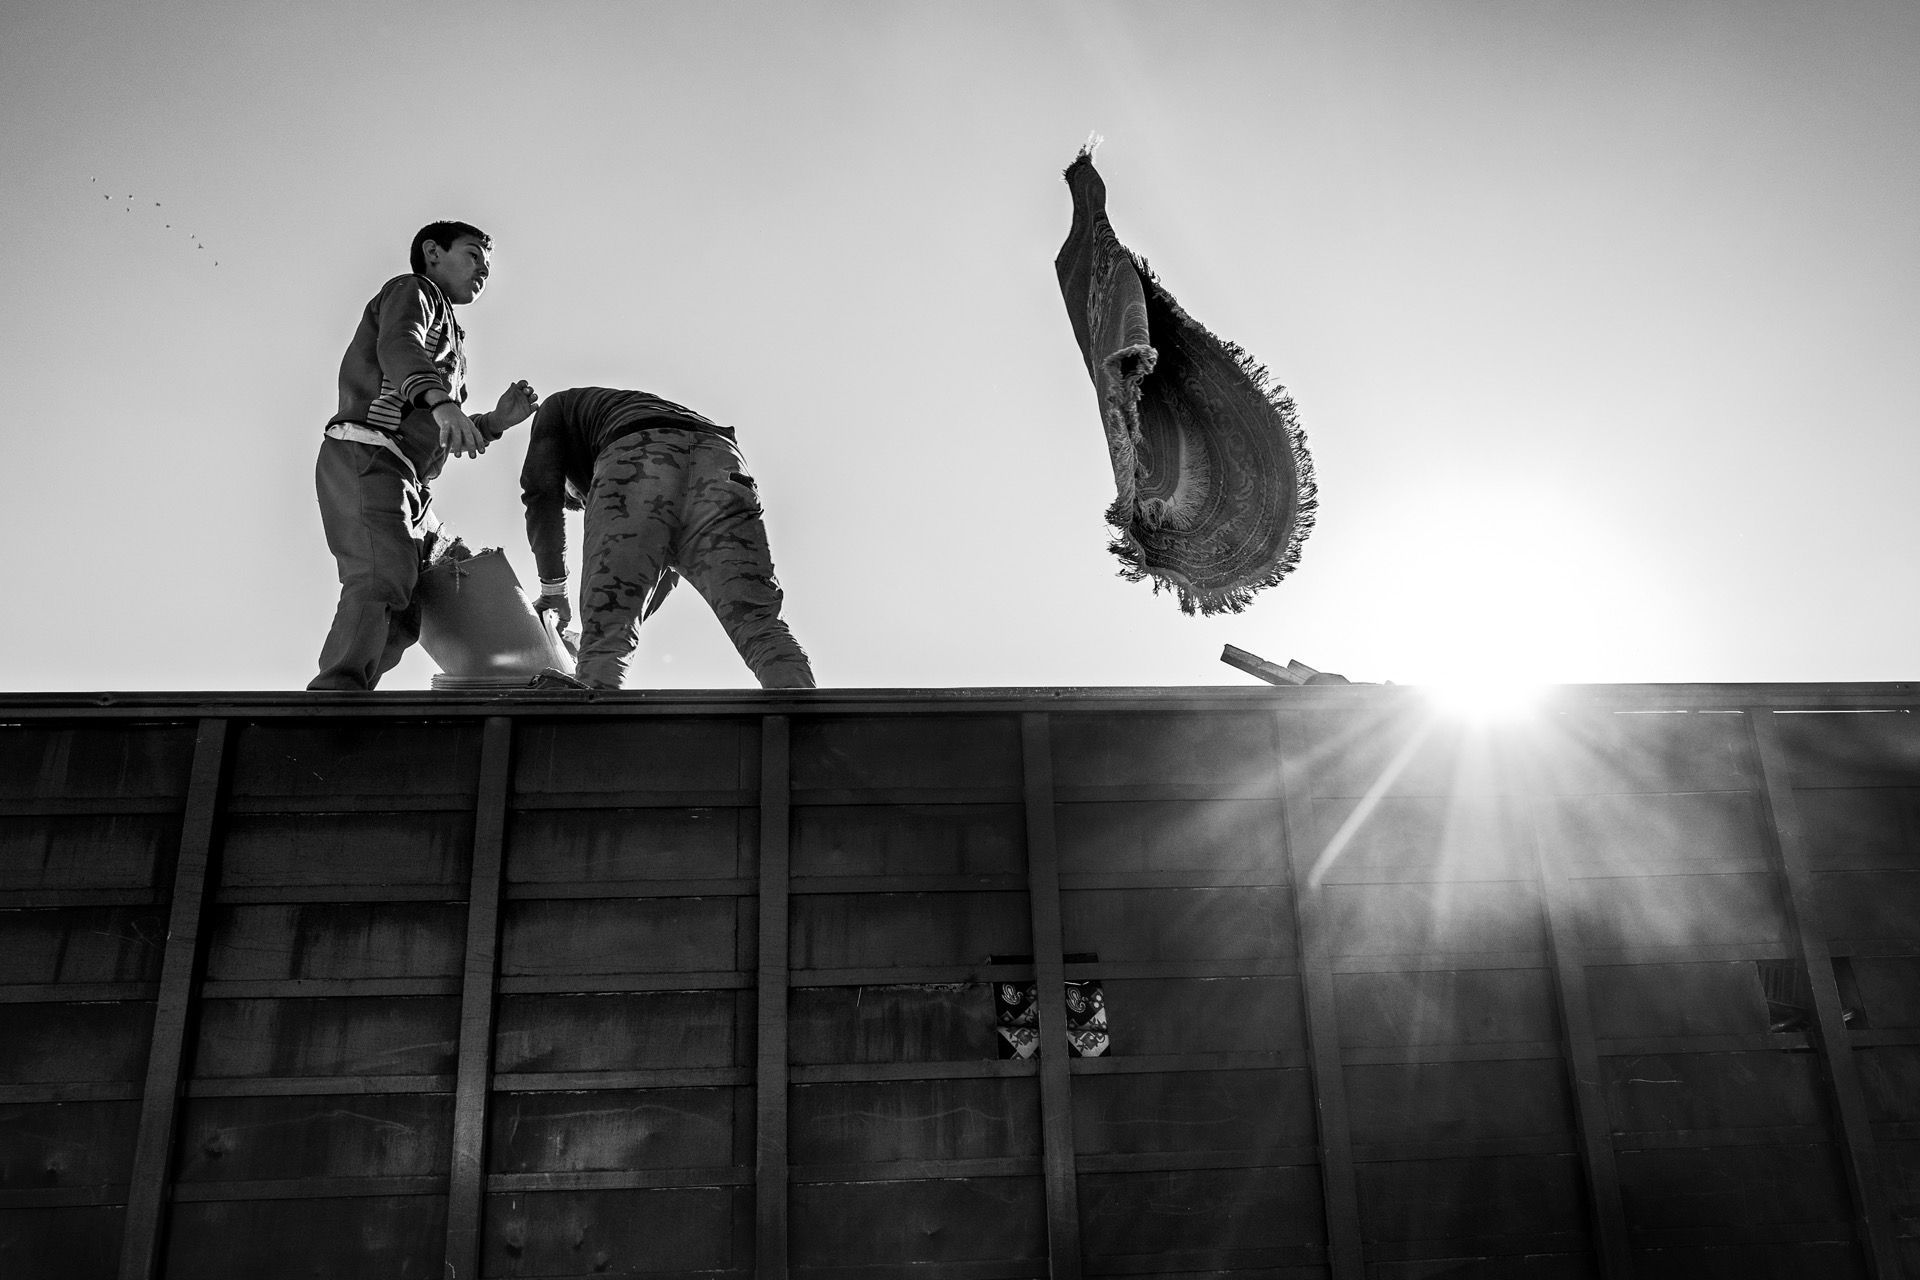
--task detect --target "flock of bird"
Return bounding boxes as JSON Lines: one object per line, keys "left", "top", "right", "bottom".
{"left": 94, "top": 177, "right": 218, "bottom": 265}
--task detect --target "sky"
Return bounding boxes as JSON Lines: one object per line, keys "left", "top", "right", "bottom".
{"left": 2, "top": 0, "right": 1916, "bottom": 694}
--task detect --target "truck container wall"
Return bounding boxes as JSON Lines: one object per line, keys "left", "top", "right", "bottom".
{"left": 1, "top": 686, "right": 1916, "bottom": 1279}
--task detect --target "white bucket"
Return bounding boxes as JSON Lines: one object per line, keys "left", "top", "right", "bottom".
{"left": 416, "top": 548, "right": 572, "bottom": 681}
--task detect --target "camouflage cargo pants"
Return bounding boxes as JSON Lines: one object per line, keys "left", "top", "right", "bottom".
{"left": 578, "top": 428, "right": 815, "bottom": 690}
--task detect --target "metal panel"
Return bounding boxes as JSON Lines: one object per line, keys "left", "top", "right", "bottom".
{"left": 445, "top": 716, "right": 511, "bottom": 1280}
{"left": 1276, "top": 711, "right": 1366, "bottom": 1280}
{"left": 1021, "top": 713, "right": 1081, "bottom": 1279}
{"left": 119, "top": 718, "right": 227, "bottom": 1280}
{"left": 756, "top": 715, "right": 790, "bottom": 1280}
{"left": 1750, "top": 710, "right": 1905, "bottom": 1277}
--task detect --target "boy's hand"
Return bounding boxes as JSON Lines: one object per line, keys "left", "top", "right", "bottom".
{"left": 493, "top": 379, "right": 540, "bottom": 431}
{"left": 432, "top": 401, "right": 488, "bottom": 458}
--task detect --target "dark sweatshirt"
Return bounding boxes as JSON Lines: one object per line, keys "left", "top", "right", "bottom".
{"left": 520, "top": 386, "right": 732, "bottom": 584}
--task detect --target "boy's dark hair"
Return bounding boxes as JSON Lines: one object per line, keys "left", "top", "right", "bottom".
{"left": 410, "top": 221, "right": 491, "bottom": 274}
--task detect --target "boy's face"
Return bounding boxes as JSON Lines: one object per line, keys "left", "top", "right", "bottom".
{"left": 421, "top": 235, "right": 490, "bottom": 304}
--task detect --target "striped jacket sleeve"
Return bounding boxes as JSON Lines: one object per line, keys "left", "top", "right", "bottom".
{"left": 373, "top": 277, "right": 455, "bottom": 409}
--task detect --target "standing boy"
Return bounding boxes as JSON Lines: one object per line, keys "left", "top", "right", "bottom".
{"left": 520, "top": 386, "right": 815, "bottom": 690}
{"left": 309, "top": 221, "right": 539, "bottom": 691}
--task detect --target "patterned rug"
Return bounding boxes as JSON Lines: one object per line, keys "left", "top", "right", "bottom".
{"left": 1055, "top": 148, "right": 1316, "bottom": 615}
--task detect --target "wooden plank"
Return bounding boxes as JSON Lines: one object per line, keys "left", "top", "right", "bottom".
{"left": 505, "top": 805, "right": 752, "bottom": 882}
{"left": 118, "top": 716, "right": 227, "bottom": 1280}
{"left": 511, "top": 717, "right": 753, "bottom": 794}
{"left": 756, "top": 714, "right": 792, "bottom": 1280}
{"left": 443, "top": 715, "right": 511, "bottom": 1280}
{"left": 1339, "top": 1042, "right": 1568, "bottom": 1066}
{"left": 0, "top": 722, "right": 195, "bottom": 802}
{"left": 168, "top": 1174, "right": 446, "bottom": 1201}
{"left": 503, "top": 876, "right": 755, "bottom": 899}
{"left": 1584, "top": 959, "right": 1772, "bottom": 1039}
{"left": 510, "top": 788, "right": 753, "bottom": 809}
{"left": 1615, "top": 1142, "right": 1855, "bottom": 1229}
{"left": 789, "top": 1175, "right": 1046, "bottom": 1269}
{"left": 0, "top": 1203, "right": 126, "bottom": 1280}
{"left": 787, "top": 964, "right": 1030, "bottom": 987}
{"left": 491, "top": 1088, "right": 744, "bottom": 1173}
{"left": 498, "top": 971, "right": 754, "bottom": 995}
{"left": 0, "top": 903, "right": 165, "bottom": 985}
{"left": 790, "top": 1060, "right": 1038, "bottom": 1085}
{"left": 1078, "top": 1165, "right": 1326, "bottom": 1265}
{"left": 0, "top": 812, "right": 179, "bottom": 893}
{"left": 189, "top": 997, "right": 461, "bottom": 1078}
{"left": 792, "top": 787, "right": 1024, "bottom": 806}
{"left": 483, "top": 1185, "right": 752, "bottom": 1276}
{"left": 171, "top": 1093, "right": 452, "bottom": 1183}
{"left": 787, "top": 981, "right": 1001, "bottom": 1065}
{"left": 1053, "top": 797, "right": 1285, "bottom": 876}
{"left": 1353, "top": 1152, "right": 1588, "bottom": 1245}
{"left": 789, "top": 1157, "right": 1041, "bottom": 1183}
{"left": 789, "top": 1077, "right": 1040, "bottom": 1166}
{"left": 1748, "top": 708, "right": 1904, "bottom": 1277}
{"left": 0, "top": 1097, "right": 141, "bottom": 1190}
{"left": 1064, "top": 1049, "right": 1305, "bottom": 1075}
{"left": 791, "top": 874, "right": 1026, "bottom": 894}
{"left": 0, "top": 982, "right": 157, "bottom": 1004}
{"left": 1074, "top": 1146, "right": 1324, "bottom": 1173}
{"left": 792, "top": 804, "right": 1025, "bottom": 879}
{"left": 502, "top": 896, "right": 751, "bottom": 975}
{"left": 202, "top": 901, "right": 466, "bottom": 982}
{"left": 215, "top": 810, "right": 471, "bottom": 892}
{"left": 487, "top": 1168, "right": 753, "bottom": 1192}
{"left": 165, "top": 1195, "right": 448, "bottom": 1279}
{"left": 1060, "top": 885, "right": 1296, "bottom": 962}
{"left": 1071, "top": 1067, "right": 1316, "bottom": 1158}
{"left": 494, "top": 991, "right": 749, "bottom": 1072}
{"left": 0, "top": 889, "right": 165, "bottom": 910}
{"left": 493, "top": 1068, "right": 750, "bottom": 1091}
{"left": 1273, "top": 711, "right": 1366, "bottom": 1280}
{"left": 1048, "top": 709, "right": 1281, "bottom": 791}
{"left": 1601, "top": 1050, "right": 1831, "bottom": 1132}
{"left": 1343, "top": 1057, "right": 1573, "bottom": 1147}
{"left": 791, "top": 715, "right": 1021, "bottom": 792}
{"left": 185, "top": 1074, "right": 453, "bottom": 1098}
{"left": 227, "top": 719, "right": 480, "bottom": 800}
{"left": 790, "top": 891, "right": 1031, "bottom": 969}
{"left": 1332, "top": 967, "right": 1558, "bottom": 1048}
{"left": 1525, "top": 787, "right": 1634, "bottom": 1280}
{"left": 1021, "top": 713, "right": 1083, "bottom": 1280}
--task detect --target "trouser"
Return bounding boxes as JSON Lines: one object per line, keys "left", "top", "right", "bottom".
{"left": 309, "top": 438, "right": 441, "bottom": 691}
{"left": 577, "top": 428, "right": 815, "bottom": 690}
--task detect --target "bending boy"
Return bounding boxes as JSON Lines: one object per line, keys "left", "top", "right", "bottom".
{"left": 309, "top": 220, "right": 539, "bottom": 691}
{"left": 520, "top": 386, "right": 814, "bottom": 690}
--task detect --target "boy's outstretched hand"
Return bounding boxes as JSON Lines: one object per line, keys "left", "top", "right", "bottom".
{"left": 494, "top": 379, "right": 541, "bottom": 431}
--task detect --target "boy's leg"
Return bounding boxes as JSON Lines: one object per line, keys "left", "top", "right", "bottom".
{"left": 675, "top": 440, "right": 815, "bottom": 690}
{"left": 575, "top": 437, "right": 683, "bottom": 690}
{"left": 309, "top": 439, "right": 429, "bottom": 691}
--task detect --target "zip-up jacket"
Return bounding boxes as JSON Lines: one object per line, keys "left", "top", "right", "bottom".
{"left": 520, "top": 386, "right": 733, "bottom": 585}
{"left": 326, "top": 273, "right": 503, "bottom": 482}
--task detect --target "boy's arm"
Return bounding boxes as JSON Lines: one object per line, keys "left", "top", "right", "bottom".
{"left": 370, "top": 278, "right": 489, "bottom": 457}
{"left": 473, "top": 379, "right": 541, "bottom": 440}
{"left": 372, "top": 278, "right": 454, "bottom": 410}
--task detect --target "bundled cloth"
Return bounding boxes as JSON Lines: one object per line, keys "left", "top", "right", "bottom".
{"left": 1055, "top": 148, "right": 1315, "bottom": 615}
